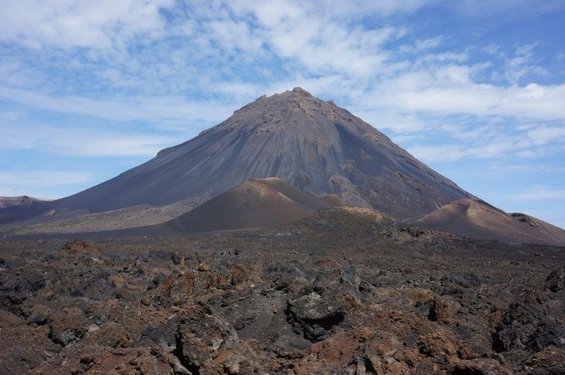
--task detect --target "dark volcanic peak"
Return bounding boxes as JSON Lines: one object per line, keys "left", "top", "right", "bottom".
{"left": 3, "top": 87, "right": 470, "bottom": 223}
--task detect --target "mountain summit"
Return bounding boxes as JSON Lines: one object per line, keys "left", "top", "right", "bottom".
{"left": 2, "top": 88, "right": 470, "bottom": 222}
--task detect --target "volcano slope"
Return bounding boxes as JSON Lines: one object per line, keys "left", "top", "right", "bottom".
{"left": 0, "top": 87, "right": 469, "bottom": 227}
{"left": 167, "top": 177, "right": 346, "bottom": 233}
{"left": 0, "top": 210, "right": 564, "bottom": 374}
{"left": 0, "top": 196, "right": 48, "bottom": 225}
{"left": 413, "top": 198, "right": 565, "bottom": 246}
{"left": 93, "top": 177, "right": 348, "bottom": 237}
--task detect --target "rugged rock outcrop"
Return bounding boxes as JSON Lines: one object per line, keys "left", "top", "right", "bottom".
{"left": 1, "top": 210, "right": 563, "bottom": 373}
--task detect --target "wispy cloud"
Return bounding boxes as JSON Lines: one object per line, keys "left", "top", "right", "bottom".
{"left": 367, "top": 74, "right": 565, "bottom": 123}
{"left": 0, "top": 171, "right": 92, "bottom": 199}
{"left": 484, "top": 163, "right": 565, "bottom": 174}
{"left": 0, "top": 0, "right": 174, "bottom": 49}
{"left": 0, "top": 86, "right": 237, "bottom": 128}
{"left": 50, "top": 134, "right": 178, "bottom": 157}
{"left": 0, "top": 171, "right": 90, "bottom": 198}
{"left": 0, "top": 123, "right": 179, "bottom": 157}
{"left": 401, "top": 119, "right": 565, "bottom": 163}
{"left": 509, "top": 187, "right": 565, "bottom": 201}
{"left": 0, "top": 171, "right": 89, "bottom": 186}
{"left": 526, "top": 125, "right": 565, "bottom": 145}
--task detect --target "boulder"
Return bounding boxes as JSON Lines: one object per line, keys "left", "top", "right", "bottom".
{"left": 545, "top": 267, "right": 565, "bottom": 292}
{"left": 175, "top": 304, "right": 263, "bottom": 374}
{"left": 492, "top": 302, "right": 565, "bottom": 353}
{"left": 286, "top": 290, "right": 344, "bottom": 342}
{"left": 47, "top": 306, "right": 85, "bottom": 347}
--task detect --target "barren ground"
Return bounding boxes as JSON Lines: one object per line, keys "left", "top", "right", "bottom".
{"left": 1, "top": 210, "right": 564, "bottom": 374}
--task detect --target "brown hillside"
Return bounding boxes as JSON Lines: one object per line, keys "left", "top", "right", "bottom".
{"left": 413, "top": 198, "right": 565, "bottom": 246}
{"left": 167, "top": 177, "right": 345, "bottom": 233}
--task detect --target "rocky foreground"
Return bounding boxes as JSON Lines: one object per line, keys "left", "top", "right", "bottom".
{"left": 1, "top": 211, "right": 564, "bottom": 374}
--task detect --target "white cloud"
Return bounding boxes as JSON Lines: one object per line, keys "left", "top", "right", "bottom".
{"left": 526, "top": 125, "right": 565, "bottom": 145}
{"left": 485, "top": 164, "right": 565, "bottom": 174}
{"left": 402, "top": 118, "right": 565, "bottom": 163}
{"left": 406, "top": 140, "right": 526, "bottom": 163}
{"left": 230, "top": 0, "right": 437, "bottom": 22}
{"left": 382, "top": 81, "right": 565, "bottom": 121}
{"left": 0, "top": 0, "right": 175, "bottom": 49}
{"left": 3, "top": 1, "right": 563, "bottom": 130}
{"left": 0, "top": 171, "right": 90, "bottom": 187}
{"left": 0, "top": 171, "right": 92, "bottom": 199}
{"left": 206, "top": 19, "right": 263, "bottom": 53}
{"left": 226, "top": 2, "right": 406, "bottom": 77}
{"left": 407, "top": 144, "right": 468, "bottom": 162}
{"left": 0, "top": 124, "right": 179, "bottom": 157}
{"left": 320, "top": 0, "right": 437, "bottom": 16}
{"left": 502, "top": 44, "right": 547, "bottom": 84}
{"left": 509, "top": 188, "right": 565, "bottom": 201}
{"left": 483, "top": 44, "right": 500, "bottom": 55}
{"left": 415, "top": 36, "right": 443, "bottom": 51}
{"left": 0, "top": 86, "right": 237, "bottom": 128}
{"left": 357, "top": 111, "right": 428, "bottom": 133}
{"left": 51, "top": 134, "right": 178, "bottom": 157}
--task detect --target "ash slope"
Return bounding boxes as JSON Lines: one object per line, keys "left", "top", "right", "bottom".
{"left": 97, "top": 177, "right": 346, "bottom": 237}
{"left": 413, "top": 198, "right": 565, "bottom": 246}
{"left": 0, "top": 196, "right": 48, "bottom": 224}
{"left": 7, "top": 87, "right": 469, "bottom": 223}
{"left": 168, "top": 177, "right": 346, "bottom": 233}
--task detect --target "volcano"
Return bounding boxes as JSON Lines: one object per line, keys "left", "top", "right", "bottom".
{"left": 3, "top": 87, "right": 470, "bottom": 224}
{"left": 412, "top": 198, "right": 565, "bottom": 246}
{"left": 167, "top": 177, "right": 345, "bottom": 233}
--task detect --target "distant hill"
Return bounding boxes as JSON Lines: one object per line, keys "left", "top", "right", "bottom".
{"left": 0, "top": 196, "right": 42, "bottom": 208}
{"left": 412, "top": 198, "right": 565, "bottom": 246}
{"left": 0, "top": 196, "right": 49, "bottom": 224}
{"left": 166, "top": 177, "right": 346, "bottom": 233}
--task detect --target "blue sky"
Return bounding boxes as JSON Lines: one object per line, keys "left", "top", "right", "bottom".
{"left": 0, "top": 0, "right": 564, "bottom": 227}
